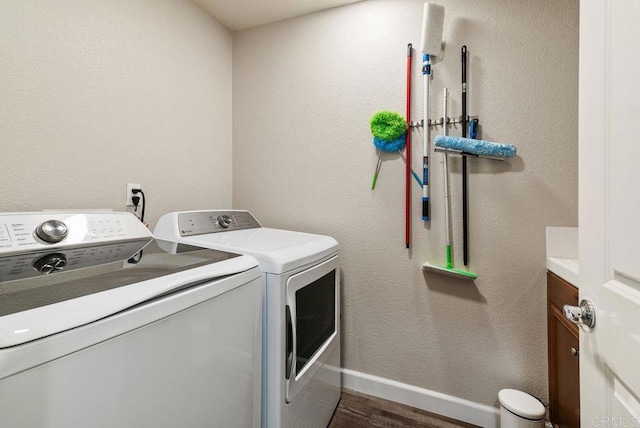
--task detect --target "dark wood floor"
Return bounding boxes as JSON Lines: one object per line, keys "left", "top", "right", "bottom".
{"left": 328, "top": 389, "right": 480, "bottom": 428}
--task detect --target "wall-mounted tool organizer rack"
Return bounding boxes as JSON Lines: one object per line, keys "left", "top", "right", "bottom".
{"left": 410, "top": 116, "right": 479, "bottom": 128}
{"left": 413, "top": 2, "right": 518, "bottom": 279}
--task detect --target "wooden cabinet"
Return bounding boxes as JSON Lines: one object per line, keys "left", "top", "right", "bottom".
{"left": 547, "top": 271, "right": 580, "bottom": 428}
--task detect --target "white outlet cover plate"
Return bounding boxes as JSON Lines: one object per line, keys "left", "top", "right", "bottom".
{"left": 126, "top": 183, "right": 141, "bottom": 206}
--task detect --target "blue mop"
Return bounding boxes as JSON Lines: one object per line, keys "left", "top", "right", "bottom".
{"left": 434, "top": 135, "right": 517, "bottom": 158}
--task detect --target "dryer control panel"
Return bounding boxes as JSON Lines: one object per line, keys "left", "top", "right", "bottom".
{"left": 178, "top": 211, "right": 261, "bottom": 237}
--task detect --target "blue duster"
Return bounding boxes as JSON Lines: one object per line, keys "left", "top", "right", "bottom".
{"left": 434, "top": 135, "right": 516, "bottom": 158}
{"left": 373, "top": 132, "right": 407, "bottom": 152}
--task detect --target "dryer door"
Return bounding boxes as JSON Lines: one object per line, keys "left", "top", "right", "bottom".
{"left": 285, "top": 255, "right": 339, "bottom": 403}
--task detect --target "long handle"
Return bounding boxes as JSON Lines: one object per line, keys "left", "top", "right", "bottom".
{"left": 461, "top": 46, "right": 469, "bottom": 266}
{"left": 461, "top": 47, "right": 468, "bottom": 135}
{"left": 422, "top": 54, "right": 431, "bottom": 222}
{"left": 371, "top": 151, "right": 383, "bottom": 190}
{"left": 442, "top": 88, "right": 452, "bottom": 269}
{"left": 406, "top": 44, "right": 413, "bottom": 248}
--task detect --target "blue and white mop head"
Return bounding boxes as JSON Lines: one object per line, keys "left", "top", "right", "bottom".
{"left": 434, "top": 135, "right": 517, "bottom": 158}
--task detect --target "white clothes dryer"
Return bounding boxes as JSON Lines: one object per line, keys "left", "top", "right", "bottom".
{"left": 0, "top": 211, "right": 262, "bottom": 428}
{"left": 155, "top": 210, "right": 341, "bottom": 428}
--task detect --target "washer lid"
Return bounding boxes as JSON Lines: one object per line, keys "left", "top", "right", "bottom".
{"left": 0, "top": 240, "right": 258, "bottom": 348}
{"left": 498, "top": 389, "right": 545, "bottom": 420}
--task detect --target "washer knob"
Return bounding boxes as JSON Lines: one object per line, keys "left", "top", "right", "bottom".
{"left": 217, "top": 215, "right": 232, "bottom": 228}
{"left": 35, "top": 220, "right": 68, "bottom": 243}
{"left": 33, "top": 253, "right": 68, "bottom": 274}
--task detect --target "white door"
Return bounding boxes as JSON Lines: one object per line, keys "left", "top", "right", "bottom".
{"left": 285, "top": 255, "right": 339, "bottom": 403}
{"left": 579, "top": 0, "right": 640, "bottom": 424}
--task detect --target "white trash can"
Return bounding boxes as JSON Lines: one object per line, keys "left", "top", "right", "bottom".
{"left": 498, "top": 389, "right": 545, "bottom": 427}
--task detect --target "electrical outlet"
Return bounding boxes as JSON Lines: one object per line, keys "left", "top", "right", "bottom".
{"left": 126, "top": 183, "right": 141, "bottom": 206}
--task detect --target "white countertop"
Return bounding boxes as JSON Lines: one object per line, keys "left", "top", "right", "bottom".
{"left": 546, "top": 227, "right": 578, "bottom": 287}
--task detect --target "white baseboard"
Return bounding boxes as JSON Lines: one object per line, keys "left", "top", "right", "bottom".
{"left": 341, "top": 368, "right": 500, "bottom": 428}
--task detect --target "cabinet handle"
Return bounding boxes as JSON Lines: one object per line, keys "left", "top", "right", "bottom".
{"left": 571, "top": 347, "right": 579, "bottom": 358}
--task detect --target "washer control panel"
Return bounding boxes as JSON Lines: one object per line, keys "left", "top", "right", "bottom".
{"left": 0, "top": 212, "right": 152, "bottom": 255}
{"left": 0, "top": 239, "right": 149, "bottom": 282}
{"left": 178, "top": 211, "right": 261, "bottom": 237}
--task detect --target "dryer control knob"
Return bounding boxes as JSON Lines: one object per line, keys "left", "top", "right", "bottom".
{"left": 217, "top": 215, "right": 232, "bottom": 228}
{"left": 35, "top": 220, "right": 69, "bottom": 243}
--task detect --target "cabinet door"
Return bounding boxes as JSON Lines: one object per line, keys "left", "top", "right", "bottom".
{"left": 549, "top": 306, "right": 580, "bottom": 428}
{"left": 548, "top": 272, "right": 580, "bottom": 428}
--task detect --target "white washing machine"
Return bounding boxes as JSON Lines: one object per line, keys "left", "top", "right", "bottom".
{"left": 155, "top": 210, "right": 341, "bottom": 428}
{"left": 0, "top": 211, "right": 262, "bottom": 428}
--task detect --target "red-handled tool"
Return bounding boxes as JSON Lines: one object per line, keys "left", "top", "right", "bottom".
{"left": 406, "top": 43, "right": 413, "bottom": 249}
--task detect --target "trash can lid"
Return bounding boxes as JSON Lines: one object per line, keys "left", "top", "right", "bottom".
{"left": 498, "top": 389, "right": 545, "bottom": 420}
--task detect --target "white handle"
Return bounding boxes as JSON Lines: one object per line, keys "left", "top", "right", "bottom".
{"left": 442, "top": 88, "right": 451, "bottom": 246}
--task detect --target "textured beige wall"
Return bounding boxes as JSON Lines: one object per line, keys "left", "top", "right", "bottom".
{"left": 0, "top": 1, "right": 232, "bottom": 226}
{"left": 233, "top": 0, "right": 579, "bottom": 407}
